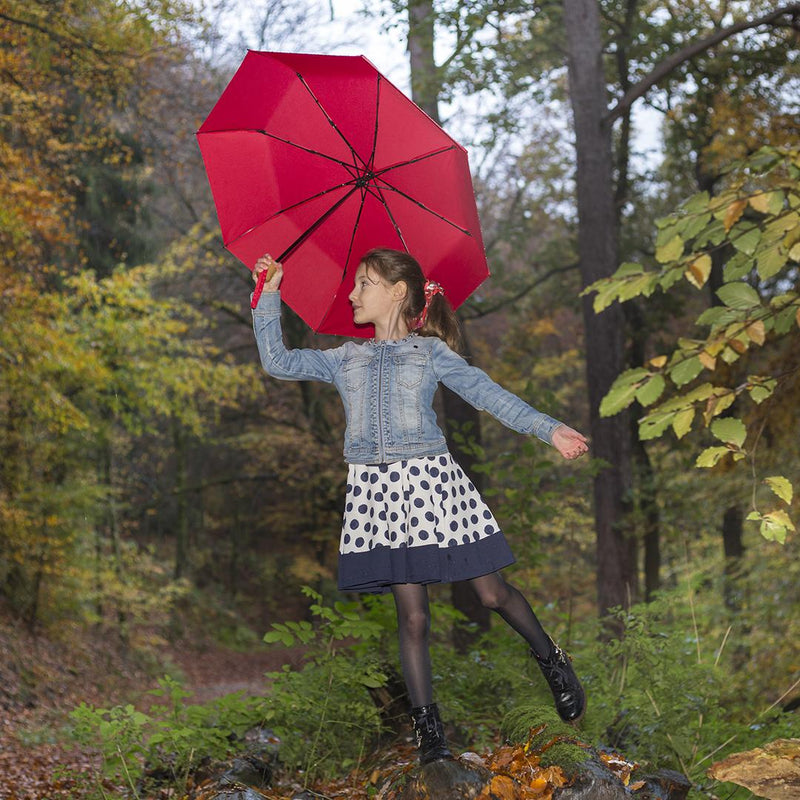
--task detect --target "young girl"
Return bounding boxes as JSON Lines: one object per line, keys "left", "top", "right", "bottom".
{"left": 252, "top": 248, "right": 588, "bottom": 764}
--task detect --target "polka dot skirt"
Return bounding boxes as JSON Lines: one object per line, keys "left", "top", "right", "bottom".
{"left": 338, "top": 453, "right": 515, "bottom": 593}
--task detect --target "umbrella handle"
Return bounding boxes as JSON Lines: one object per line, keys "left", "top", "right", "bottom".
{"left": 250, "top": 264, "right": 277, "bottom": 309}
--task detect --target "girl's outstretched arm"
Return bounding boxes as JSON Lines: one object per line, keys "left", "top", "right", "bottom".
{"left": 551, "top": 425, "right": 589, "bottom": 460}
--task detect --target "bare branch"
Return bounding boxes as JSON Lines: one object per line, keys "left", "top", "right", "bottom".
{"left": 606, "top": 4, "right": 800, "bottom": 123}
{"left": 462, "top": 262, "right": 579, "bottom": 320}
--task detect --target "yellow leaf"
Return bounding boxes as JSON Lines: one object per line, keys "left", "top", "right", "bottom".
{"left": 724, "top": 199, "right": 747, "bottom": 232}
{"left": 649, "top": 355, "right": 668, "bottom": 369}
{"left": 729, "top": 337, "right": 748, "bottom": 354}
{"left": 745, "top": 320, "right": 766, "bottom": 345}
{"left": 748, "top": 192, "right": 770, "bottom": 213}
{"left": 487, "top": 774, "right": 517, "bottom": 800}
{"left": 767, "top": 509, "right": 795, "bottom": 530}
{"left": 698, "top": 351, "right": 716, "bottom": 370}
{"left": 789, "top": 242, "right": 800, "bottom": 261}
{"left": 672, "top": 408, "right": 694, "bottom": 439}
{"left": 764, "top": 476, "right": 793, "bottom": 505}
{"left": 685, "top": 254, "right": 712, "bottom": 288}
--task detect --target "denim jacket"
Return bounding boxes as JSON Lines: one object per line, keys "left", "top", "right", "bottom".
{"left": 252, "top": 291, "right": 562, "bottom": 464}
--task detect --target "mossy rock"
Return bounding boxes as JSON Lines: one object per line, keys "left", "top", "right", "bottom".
{"left": 501, "top": 704, "right": 592, "bottom": 776}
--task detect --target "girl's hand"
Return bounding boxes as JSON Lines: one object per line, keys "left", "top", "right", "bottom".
{"left": 551, "top": 425, "right": 589, "bottom": 460}
{"left": 253, "top": 254, "right": 283, "bottom": 292}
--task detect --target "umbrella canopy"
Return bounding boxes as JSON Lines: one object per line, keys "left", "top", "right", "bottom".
{"left": 197, "top": 50, "right": 489, "bottom": 337}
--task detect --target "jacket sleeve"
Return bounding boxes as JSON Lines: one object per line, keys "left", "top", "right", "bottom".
{"left": 430, "top": 338, "right": 562, "bottom": 445}
{"left": 251, "top": 291, "right": 342, "bottom": 383}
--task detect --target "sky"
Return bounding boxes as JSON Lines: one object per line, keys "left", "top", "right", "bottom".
{"left": 198, "top": 0, "right": 662, "bottom": 166}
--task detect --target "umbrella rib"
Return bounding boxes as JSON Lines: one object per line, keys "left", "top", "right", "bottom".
{"left": 366, "top": 183, "right": 410, "bottom": 252}
{"left": 296, "top": 72, "right": 368, "bottom": 171}
{"left": 372, "top": 145, "right": 458, "bottom": 178}
{"left": 341, "top": 188, "right": 369, "bottom": 279}
{"left": 373, "top": 181, "right": 472, "bottom": 236}
{"left": 367, "top": 75, "right": 381, "bottom": 170}
{"left": 275, "top": 185, "right": 361, "bottom": 263}
{"left": 253, "top": 129, "right": 360, "bottom": 171}
{"left": 263, "top": 179, "right": 362, "bottom": 224}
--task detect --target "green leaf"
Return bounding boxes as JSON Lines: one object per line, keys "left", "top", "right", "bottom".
{"left": 775, "top": 303, "right": 800, "bottom": 334}
{"left": 710, "top": 417, "right": 747, "bottom": 448}
{"left": 682, "top": 211, "right": 712, "bottom": 240}
{"left": 672, "top": 407, "right": 694, "bottom": 439}
{"left": 723, "top": 251, "right": 755, "bottom": 282}
{"left": 681, "top": 191, "right": 710, "bottom": 215}
{"left": 758, "top": 510, "right": 795, "bottom": 544}
{"left": 731, "top": 226, "right": 761, "bottom": 255}
{"left": 264, "top": 629, "right": 295, "bottom": 647}
{"left": 716, "top": 282, "right": 761, "bottom": 309}
{"left": 639, "top": 409, "right": 677, "bottom": 440}
{"left": 756, "top": 244, "right": 788, "bottom": 281}
{"left": 696, "top": 446, "right": 729, "bottom": 468}
{"left": 614, "top": 261, "right": 646, "bottom": 277}
{"left": 656, "top": 234, "right": 684, "bottom": 264}
{"left": 764, "top": 476, "right": 793, "bottom": 505}
{"left": 670, "top": 355, "right": 703, "bottom": 387}
{"left": 748, "top": 377, "right": 777, "bottom": 404}
{"left": 696, "top": 306, "right": 737, "bottom": 329}
{"left": 635, "top": 374, "right": 665, "bottom": 407}
{"left": 600, "top": 368, "right": 649, "bottom": 416}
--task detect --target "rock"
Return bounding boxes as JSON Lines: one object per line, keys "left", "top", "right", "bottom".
{"left": 708, "top": 738, "right": 800, "bottom": 799}
{"left": 396, "top": 758, "right": 493, "bottom": 799}
{"left": 194, "top": 781, "right": 269, "bottom": 800}
{"left": 630, "top": 768, "right": 691, "bottom": 800}
{"left": 218, "top": 755, "right": 273, "bottom": 789}
{"left": 373, "top": 714, "right": 691, "bottom": 800}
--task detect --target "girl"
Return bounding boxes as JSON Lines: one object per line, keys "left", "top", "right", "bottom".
{"left": 252, "top": 248, "right": 588, "bottom": 764}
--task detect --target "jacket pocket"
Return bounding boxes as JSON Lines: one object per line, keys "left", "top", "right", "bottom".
{"left": 396, "top": 352, "right": 428, "bottom": 388}
{"left": 343, "top": 352, "right": 373, "bottom": 392}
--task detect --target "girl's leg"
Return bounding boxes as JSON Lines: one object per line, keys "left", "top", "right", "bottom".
{"left": 391, "top": 583, "right": 433, "bottom": 707}
{"left": 468, "top": 572, "right": 586, "bottom": 722}
{"left": 467, "top": 572, "right": 552, "bottom": 657}
{"left": 391, "top": 583, "right": 453, "bottom": 763}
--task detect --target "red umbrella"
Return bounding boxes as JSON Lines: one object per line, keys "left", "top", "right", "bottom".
{"left": 197, "top": 50, "right": 489, "bottom": 337}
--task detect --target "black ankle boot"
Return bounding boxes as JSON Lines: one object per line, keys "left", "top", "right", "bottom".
{"left": 410, "top": 703, "right": 453, "bottom": 764}
{"left": 533, "top": 639, "right": 586, "bottom": 723}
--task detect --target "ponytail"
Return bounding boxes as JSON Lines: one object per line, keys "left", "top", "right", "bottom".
{"left": 414, "top": 283, "right": 462, "bottom": 352}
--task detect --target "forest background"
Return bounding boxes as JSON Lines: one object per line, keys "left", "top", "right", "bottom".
{"left": 0, "top": 0, "right": 798, "bottom": 798}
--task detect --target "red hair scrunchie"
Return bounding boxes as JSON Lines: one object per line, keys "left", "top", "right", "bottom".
{"left": 414, "top": 280, "right": 444, "bottom": 329}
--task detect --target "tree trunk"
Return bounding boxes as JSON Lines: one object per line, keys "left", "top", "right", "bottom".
{"left": 699, "top": 166, "right": 747, "bottom": 616}
{"left": 407, "top": 0, "right": 490, "bottom": 637}
{"left": 563, "top": 0, "right": 637, "bottom": 618}
{"left": 173, "top": 417, "right": 189, "bottom": 581}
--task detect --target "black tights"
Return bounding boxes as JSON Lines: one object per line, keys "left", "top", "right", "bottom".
{"left": 391, "top": 573, "right": 553, "bottom": 708}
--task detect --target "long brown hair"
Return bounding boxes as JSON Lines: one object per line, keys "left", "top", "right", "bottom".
{"left": 359, "top": 248, "right": 462, "bottom": 351}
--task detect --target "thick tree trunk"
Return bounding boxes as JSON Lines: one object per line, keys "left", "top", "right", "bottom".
{"left": 407, "top": 0, "right": 490, "bottom": 636}
{"left": 563, "top": 0, "right": 637, "bottom": 617}
{"left": 699, "top": 167, "right": 747, "bottom": 615}
{"left": 173, "top": 418, "right": 189, "bottom": 581}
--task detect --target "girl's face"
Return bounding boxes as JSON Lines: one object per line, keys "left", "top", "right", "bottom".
{"left": 348, "top": 263, "right": 403, "bottom": 327}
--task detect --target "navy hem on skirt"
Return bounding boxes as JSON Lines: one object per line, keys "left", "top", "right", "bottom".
{"left": 337, "top": 453, "right": 515, "bottom": 594}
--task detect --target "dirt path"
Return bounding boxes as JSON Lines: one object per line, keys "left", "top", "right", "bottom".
{"left": 0, "top": 627, "right": 306, "bottom": 800}
{"left": 169, "top": 641, "right": 307, "bottom": 703}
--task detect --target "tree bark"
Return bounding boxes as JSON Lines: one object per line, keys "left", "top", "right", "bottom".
{"left": 173, "top": 417, "right": 189, "bottom": 581}
{"left": 563, "top": 0, "right": 637, "bottom": 617}
{"left": 407, "top": 0, "right": 490, "bottom": 637}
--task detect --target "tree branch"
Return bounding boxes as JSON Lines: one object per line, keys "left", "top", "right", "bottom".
{"left": 606, "top": 4, "right": 800, "bottom": 123}
{"left": 462, "top": 262, "right": 580, "bottom": 320}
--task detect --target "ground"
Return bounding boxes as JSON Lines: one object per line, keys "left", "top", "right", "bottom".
{"left": 0, "top": 618, "right": 305, "bottom": 800}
